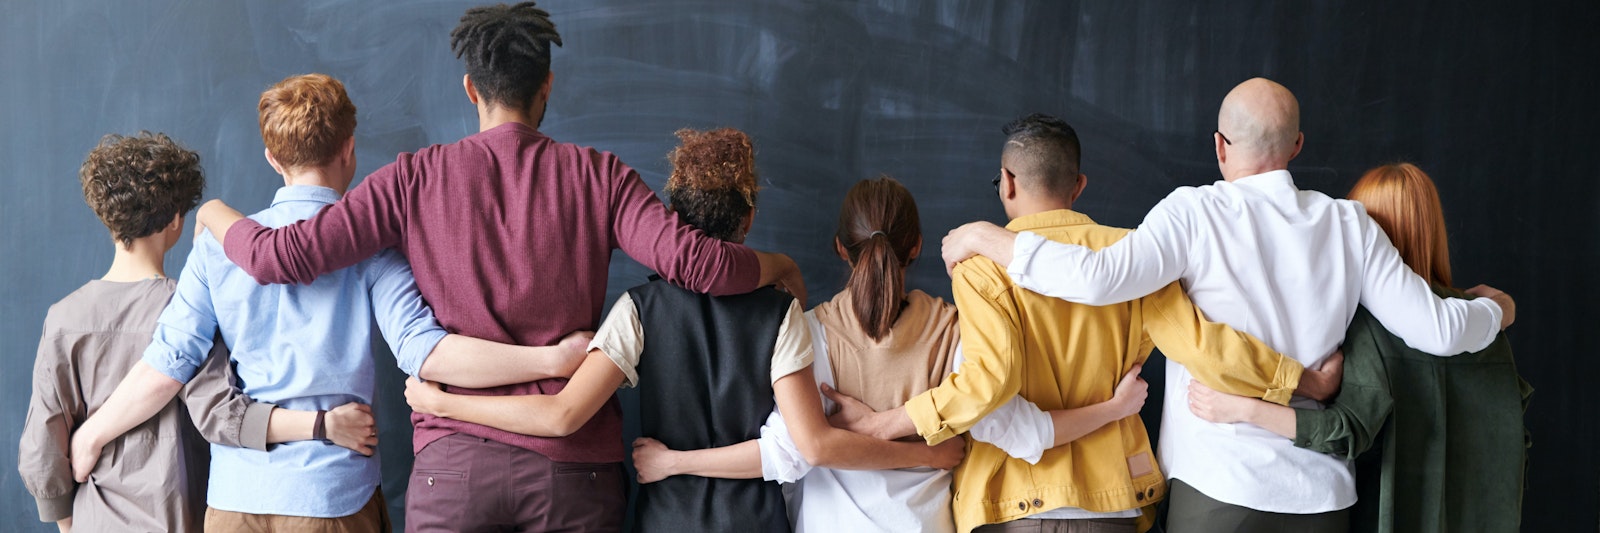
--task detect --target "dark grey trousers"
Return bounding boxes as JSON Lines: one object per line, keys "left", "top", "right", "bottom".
{"left": 973, "top": 517, "right": 1137, "bottom": 533}
{"left": 1165, "top": 478, "right": 1349, "bottom": 533}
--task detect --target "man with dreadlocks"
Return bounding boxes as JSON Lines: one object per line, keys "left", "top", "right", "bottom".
{"left": 195, "top": 3, "right": 807, "bottom": 531}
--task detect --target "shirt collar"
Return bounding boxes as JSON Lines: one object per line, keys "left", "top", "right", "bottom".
{"left": 1005, "top": 209, "right": 1095, "bottom": 232}
{"left": 270, "top": 185, "right": 342, "bottom": 207}
{"left": 1232, "top": 169, "right": 1296, "bottom": 191}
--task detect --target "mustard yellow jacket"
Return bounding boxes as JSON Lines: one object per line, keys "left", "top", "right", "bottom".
{"left": 904, "top": 210, "right": 1303, "bottom": 533}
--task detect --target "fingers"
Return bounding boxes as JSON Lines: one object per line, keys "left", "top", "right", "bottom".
{"left": 1121, "top": 364, "right": 1143, "bottom": 384}
{"left": 819, "top": 383, "right": 844, "bottom": 403}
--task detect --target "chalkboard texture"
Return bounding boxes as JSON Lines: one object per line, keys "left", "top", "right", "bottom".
{"left": 3, "top": 1, "right": 1595, "bottom": 531}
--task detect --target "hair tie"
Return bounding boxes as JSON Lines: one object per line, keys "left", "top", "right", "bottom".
{"left": 867, "top": 230, "right": 887, "bottom": 239}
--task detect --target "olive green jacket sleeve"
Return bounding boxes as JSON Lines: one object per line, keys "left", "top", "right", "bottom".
{"left": 1293, "top": 308, "right": 1395, "bottom": 459}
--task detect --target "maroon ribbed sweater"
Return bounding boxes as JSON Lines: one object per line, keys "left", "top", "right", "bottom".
{"left": 222, "top": 122, "right": 760, "bottom": 462}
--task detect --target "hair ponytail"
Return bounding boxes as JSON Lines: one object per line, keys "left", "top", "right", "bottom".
{"left": 837, "top": 177, "right": 921, "bottom": 341}
{"left": 848, "top": 232, "right": 905, "bottom": 340}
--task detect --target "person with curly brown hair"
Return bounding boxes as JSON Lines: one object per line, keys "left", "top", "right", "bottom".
{"left": 65, "top": 74, "right": 592, "bottom": 533}
{"left": 17, "top": 131, "right": 373, "bottom": 533}
{"left": 404, "top": 128, "right": 963, "bottom": 532}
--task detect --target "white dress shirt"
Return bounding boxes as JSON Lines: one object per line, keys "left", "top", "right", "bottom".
{"left": 1005, "top": 170, "right": 1503, "bottom": 514}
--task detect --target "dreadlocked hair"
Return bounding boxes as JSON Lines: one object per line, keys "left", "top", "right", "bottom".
{"left": 665, "top": 128, "right": 760, "bottom": 242}
{"left": 450, "top": 2, "right": 563, "bottom": 112}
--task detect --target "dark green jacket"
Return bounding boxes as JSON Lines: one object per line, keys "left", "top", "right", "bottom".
{"left": 1295, "top": 287, "right": 1532, "bottom": 533}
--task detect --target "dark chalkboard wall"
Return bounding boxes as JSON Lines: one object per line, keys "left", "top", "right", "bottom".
{"left": 3, "top": 1, "right": 1595, "bottom": 531}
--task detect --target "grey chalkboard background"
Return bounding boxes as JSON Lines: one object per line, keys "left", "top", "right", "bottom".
{"left": 3, "top": 1, "right": 1595, "bottom": 531}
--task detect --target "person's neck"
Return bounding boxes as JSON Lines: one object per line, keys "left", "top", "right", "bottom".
{"left": 1008, "top": 197, "right": 1073, "bottom": 220}
{"left": 1222, "top": 163, "right": 1287, "bottom": 182}
{"left": 477, "top": 103, "right": 542, "bottom": 133}
{"left": 283, "top": 166, "right": 348, "bottom": 195}
{"left": 102, "top": 237, "right": 167, "bottom": 282}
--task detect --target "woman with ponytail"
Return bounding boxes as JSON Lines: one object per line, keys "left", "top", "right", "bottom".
{"left": 632, "top": 177, "right": 1067, "bottom": 533}
{"left": 404, "top": 130, "right": 963, "bottom": 532}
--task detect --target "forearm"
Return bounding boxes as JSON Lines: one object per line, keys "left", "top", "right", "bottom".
{"left": 861, "top": 407, "right": 918, "bottom": 441}
{"left": 430, "top": 392, "right": 571, "bottom": 436}
{"left": 419, "top": 335, "right": 563, "bottom": 388}
{"left": 1240, "top": 401, "right": 1297, "bottom": 439}
{"left": 1048, "top": 402, "right": 1125, "bottom": 447}
{"left": 77, "top": 362, "right": 184, "bottom": 448}
{"left": 55, "top": 516, "right": 71, "bottom": 533}
{"left": 197, "top": 200, "right": 245, "bottom": 246}
{"left": 265, "top": 407, "right": 313, "bottom": 444}
{"left": 667, "top": 440, "right": 764, "bottom": 479}
{"left": 805, "top": 427, "right": 943, "bottom": 471}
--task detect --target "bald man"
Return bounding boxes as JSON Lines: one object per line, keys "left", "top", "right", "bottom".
{"left": 939, "top": 78, "right": 1514, "bottom": 532}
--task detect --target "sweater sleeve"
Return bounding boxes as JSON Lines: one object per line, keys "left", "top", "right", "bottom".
{"left": 605, "top": 156, "right": 760, "bottom": 296}
{"left": 223, "top": 161, "right": 409, "bottom": 285}
{"left": 1293, "top": 311, "right": 1395, "bottom": 459}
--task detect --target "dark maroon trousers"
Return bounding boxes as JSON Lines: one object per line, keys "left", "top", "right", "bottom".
{"left": 405, "top": 434, "right": 625, "bottom": 532}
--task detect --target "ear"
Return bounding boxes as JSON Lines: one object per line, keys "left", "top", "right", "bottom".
{"left": 264, "top": 147, "right": 286, "bottom": 176}
{"left": 906, "top": 234, "right": 923, "bottom": 263}
{"left": 1002, "top": 168, "right": 1019, "bottom": 200}
{"left": 1214, "top": 131, "right": 1228, "bottom": 164}
{"left": 463, "top": 74, "right": 480, "bottom": 106}
{"left": 1069, "top": 174, "right": 1090, "bottom": 204}
{"left": 341, "top": 135, "right": 356, "bottom": 164}
{"left": 741, "top": 206, "right": 756, "bottom": 236}
{"left": 167, "top": 212, "right": 184, "bottom": 233}
{"left": 1287, "top": 132, "right": 1305, "bottom": 161}
{"left": 539, "top": 71, "right": 554, "bottom": 103}
{"left": 834, "top": 237, "right": 851, "bottom": 264}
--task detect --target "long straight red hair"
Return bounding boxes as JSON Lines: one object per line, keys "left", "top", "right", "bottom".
{"left": 1347, "top": 163, "right": 1453, "bottom": 288}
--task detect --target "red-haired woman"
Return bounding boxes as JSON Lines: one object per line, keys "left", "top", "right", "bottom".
{"left": 1186, "top": 163, "right": 1531, "bottom": 533}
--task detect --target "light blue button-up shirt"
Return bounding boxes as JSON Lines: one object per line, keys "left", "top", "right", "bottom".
{"left": 143, "top": 185, "right": 446, "bottom": 517}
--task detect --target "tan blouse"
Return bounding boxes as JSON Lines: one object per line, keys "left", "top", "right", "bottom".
{"left": 810, "top": 289, "right": 960, "bottom": 412}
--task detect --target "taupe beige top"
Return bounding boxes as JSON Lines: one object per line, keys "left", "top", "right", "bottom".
{"left": 17, "top": 279, "right": 270, "bottom": 531}
{"left": 811, "top": 289, "right": 960, "bottom": 412}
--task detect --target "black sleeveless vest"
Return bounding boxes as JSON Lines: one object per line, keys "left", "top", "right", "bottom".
{"left": 629, "top": 278, "right": 793, "bottom": 532}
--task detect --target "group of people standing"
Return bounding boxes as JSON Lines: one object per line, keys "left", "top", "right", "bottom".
{"left": 19, "top": 2, "right": 1529, "bottom": 533}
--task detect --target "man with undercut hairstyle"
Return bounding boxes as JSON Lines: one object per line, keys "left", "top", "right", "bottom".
{"left": 195, "top": 2, "right": 807, "bottom": 530}
{"left": 941, "top": 80, "right": 1516, "bottom": 531}
{"left": 831, "top": 113, "right": 1336, "bottom": 533}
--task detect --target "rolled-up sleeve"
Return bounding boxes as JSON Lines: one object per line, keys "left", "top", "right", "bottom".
{"left": 367, "top": 249, "right": 448, "bottom": 376}
{"left": 1140, "top": 282, "right": 1303, "bottom": 405}
{"left": 142, "top": 238, "right": 223, "bottom": 384}
{"left": 905, "top": 259, "right": 1024, "bottom": 445}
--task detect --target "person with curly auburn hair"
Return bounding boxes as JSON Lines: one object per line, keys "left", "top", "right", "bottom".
{"left": 21, "top": 132, "right": 287, "bottom": 532}
{"left": 404, "top": 128, "right": 964, "bottom": 532}
{"left": 67, "top": 74, "right": 593, "bottom": 533}
{"left": 194, "top": 4, "right": 808, "bottom": 529}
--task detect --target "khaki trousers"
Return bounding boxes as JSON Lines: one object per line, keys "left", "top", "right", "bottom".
{"left": 204, "top": 487, "right": 390, "bottom": 533}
